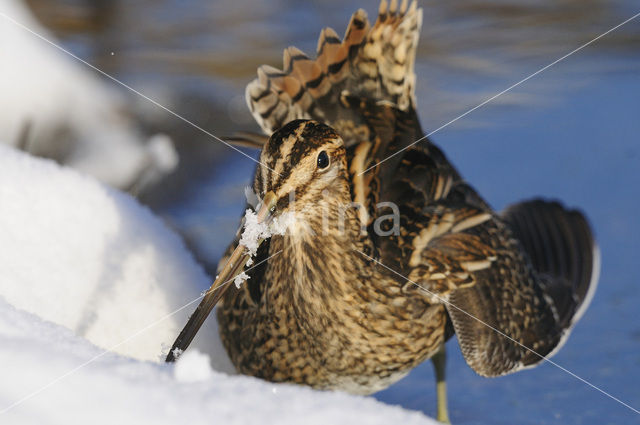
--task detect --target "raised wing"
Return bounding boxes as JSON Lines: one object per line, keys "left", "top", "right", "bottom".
{"left": 358, "top": 102, "right": 598, "bottom": 376}
{"left": 396, "top": 184, "right": 598, "bottom": 376}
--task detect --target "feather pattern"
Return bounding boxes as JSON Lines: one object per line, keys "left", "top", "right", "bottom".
{"left": 216, "top": 0, "right": 599, "bottom": 394}
{"left": 246, "top": 0, "right": 422, "bottom": 143}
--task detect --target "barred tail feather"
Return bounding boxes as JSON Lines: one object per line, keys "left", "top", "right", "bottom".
{"left": 246, "top": 0, "right": 422, "bottom": 141}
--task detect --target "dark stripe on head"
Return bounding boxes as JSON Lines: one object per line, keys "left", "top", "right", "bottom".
{"left": 265, "top": 119, "right": 308, "bottom": 159}
{"left": 264, "top": 121, "right": 339, "bottom": 189}
{"left": 274, "top": 140, "right": 313, "bottom": 189}
{"left": 300, "top": 121, "right": 338, "bottom": 142}
{"left": 254, "top": 163, "right": 264, "bottom": 194}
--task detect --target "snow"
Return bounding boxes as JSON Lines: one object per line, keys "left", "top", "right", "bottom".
{"left": 0, "top": 144, "right": 230, "bottom": 369}
{"left": 0, "top": 0, "right": 178, "bottom": 190}
{"left": 234, "top": 206, "right": 296, "bottom": 287}
{"left": 239, "top": 208, "right": 296, "bottom": 257}
{"left": 238, "top": 208, "right": 267, "bottom": 256}
{"left": 0, "top": 145, "right": 439, "bottom": 425}
{"left": 0, "top": 298, "right": 437, "bottom": 425}
{"left": 173, "top": 350, "right": 214, "bottom": 382}
{"left": 234, "top": 271, "right": 250, "bottom": 289}
{"left": 270, "top": 211, "right": 298, "bottom": 236}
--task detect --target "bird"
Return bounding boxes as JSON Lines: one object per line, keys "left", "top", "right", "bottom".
{"left": 166, "top": 1, "right": 599, "bottom": 422}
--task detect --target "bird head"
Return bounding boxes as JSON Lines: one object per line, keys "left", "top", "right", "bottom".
{"left": 165, "top": 119, "right": 351, "bottom": 362}
{"left": 255, "top": 119, "right": 349, "bottom": 216}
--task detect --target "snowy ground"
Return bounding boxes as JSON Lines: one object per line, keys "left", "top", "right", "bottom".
{"left": 0, "top": 144, "right": 227, "bottom": 366}
{"left": 0, "top": 146, "right": 439, "bottom": 425}
{"left": 0, "top": 298, "right": 436, "bottom": 425}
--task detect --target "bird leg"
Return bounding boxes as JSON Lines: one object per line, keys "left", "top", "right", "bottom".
{"left": 431, "top": 344, "right": 451, "bottom": 424}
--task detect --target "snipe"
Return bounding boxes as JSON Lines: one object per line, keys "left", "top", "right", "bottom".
{"left": 167, "top": 1, "right": 599, "bottom": 422}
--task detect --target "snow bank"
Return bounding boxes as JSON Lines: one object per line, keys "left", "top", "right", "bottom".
{"left": 0, "top": 145, "right": 437, "bottom": 424}
{"left": 0, "top": 0, "right": 177, "bottom": 190}
{"left": 0, "top": 144, "right": 229, "bottom": 369}
{"left": 0, "top": 298, "right": 437, "bottom": 425}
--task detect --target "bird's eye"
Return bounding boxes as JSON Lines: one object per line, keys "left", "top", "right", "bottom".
{"left": 317, "top": 151, "right": 329, "bottom": 169}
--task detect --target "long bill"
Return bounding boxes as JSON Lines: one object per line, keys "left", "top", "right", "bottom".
{"left": 165, "top": 191, "right": 277, "bottom": 362}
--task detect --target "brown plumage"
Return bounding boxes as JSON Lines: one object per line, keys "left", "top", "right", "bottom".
{"left": 167, "top": 1, "right": 599, "bottom": 421}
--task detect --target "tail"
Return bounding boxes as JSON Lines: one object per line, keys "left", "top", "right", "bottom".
{"left": 245, "top": 0, "right": 422, "bottom": 143}
{"left": 502, "top": 199, "right": 600, "bottom": 350}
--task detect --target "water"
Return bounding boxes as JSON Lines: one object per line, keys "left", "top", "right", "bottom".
{"left": 25, "top": 0, "right": 640, "bottom": 423}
